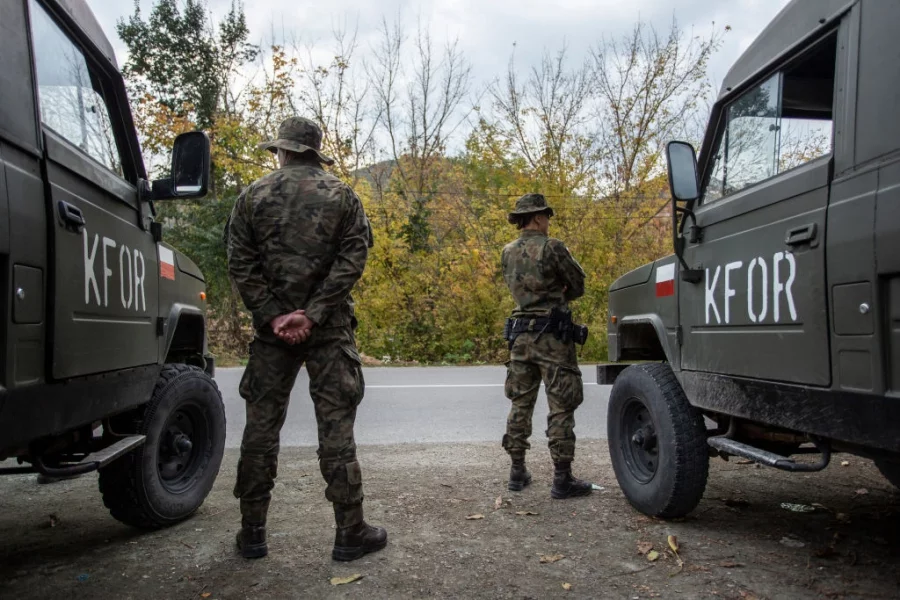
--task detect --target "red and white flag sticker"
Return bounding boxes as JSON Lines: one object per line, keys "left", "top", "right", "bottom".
{"left": 655, "top": 262, "right": 675, "bottom": 297}
{"left": 159, "top": 245, "right": 176, "bottom": 280}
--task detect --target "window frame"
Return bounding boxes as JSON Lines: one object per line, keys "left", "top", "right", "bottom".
{"left": 27, "top": 0, "right": 139, "bottom": 187}
{"left": 698, "top": 29, "right": 839, "bottom": 206}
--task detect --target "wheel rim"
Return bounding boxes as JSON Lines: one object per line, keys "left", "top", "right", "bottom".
{"left": 157, "top": 401, "right": 209, "bottom": 494}
{"left": 620, "top": 397, "right": 659, "bottom": 484}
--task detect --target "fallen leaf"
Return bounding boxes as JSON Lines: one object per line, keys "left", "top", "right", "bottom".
{"left": 440, "top": 483, "right": 453, "bottom": 488}
{"left": 668, "top": 535, "right": 680, "bottom": 553}
{"left": 739, "top": 592, "right": 760, "bottom": 600}
{"left": 736, "top": 459, "right": 754, "bottom": 465}
{"left": 780, "top": 536, "right": 806, "bottom": 549}
{"left": 494, "top": 495, "right": 502, "bottom": 510}
{"left": 330, "top": 574, "right": 363, "bottom": 586}
{"left": 637, "top": 541, "right": 654, "bottom": 555}
{"left": 855, "top": 488, "right": 869, "bottom": 496}
{"left": 539, "top": 553, "right": 565, "bottom": 564}
{"left": 515, "top": 511, "right": 539, "bottom": 516}
{"left": 465, "top": 514, "right": 484, "bottom": 520}
{"left": 647, "top": 550, "right": 661, "bottom": 562}
{"left": 840, "top": 460, "right": 850, "bottom": 467}
{"left": 780, "top": 502, "right": 816, "bottom": 513}
{"left": 719, "top": 560, "right": 743, "bottom": 568}
{"left": 562, "top": 583, "right": 573, "bottom": 591}
{"left": 201, "top": 594, "right": 211, "bottom": 599}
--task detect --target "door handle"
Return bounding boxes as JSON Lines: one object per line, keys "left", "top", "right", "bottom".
{"left": 58, "top": 201, "right": 85, "bottom": 233}
{"left": 785, "top": 223, "right": 817, "bottom": 247}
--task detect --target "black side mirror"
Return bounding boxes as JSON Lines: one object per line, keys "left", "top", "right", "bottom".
{"left": 152, "top": 131, "right": 211, "bottom": 200}
{"left": 666, "top": 141, "right": 699, "bottom": 202}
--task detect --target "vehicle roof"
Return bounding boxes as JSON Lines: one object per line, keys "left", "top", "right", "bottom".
{"left": 719, "top": 0, "right": 855, "bottom": 100}
{"left": 50, "top": 0, "right": 117, "bottom": 68}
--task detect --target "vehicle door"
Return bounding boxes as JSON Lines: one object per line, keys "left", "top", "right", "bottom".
{"left": 28, "top": 0, "right": 159, "bottom": 379}
{"left": 679, "top": 31, "right": 838, "bottom": 386}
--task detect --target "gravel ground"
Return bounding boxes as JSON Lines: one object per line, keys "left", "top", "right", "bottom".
{"left": 0, "top": 440, "right": 898, "bottom": 599}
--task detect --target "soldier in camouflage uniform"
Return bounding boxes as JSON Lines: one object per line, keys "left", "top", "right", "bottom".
{"left": 227, "top": 117, "right": 387, "bottom": 561}
{"left": 501, "top": 193, "right": 593, "bottom": 499}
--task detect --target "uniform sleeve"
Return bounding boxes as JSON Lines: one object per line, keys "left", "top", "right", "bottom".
{"left": 227, "top": 188, "right": 285, "bottom": 329}
{"left": 304, "top": 187, "right": 371, "bottom": 325}
{"left": 547, "top": 239, "right": 586, "bottom": 301}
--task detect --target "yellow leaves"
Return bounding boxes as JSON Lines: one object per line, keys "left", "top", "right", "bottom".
{"left": 330, "top": 574, "right": 363, "bottom": 586}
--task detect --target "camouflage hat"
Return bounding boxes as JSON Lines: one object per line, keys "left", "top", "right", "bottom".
{"left": 507, "top": 193, "right": 554, "bottom": 224}
{"left": 258, "top": 117, "right": 335, "bottom": 165}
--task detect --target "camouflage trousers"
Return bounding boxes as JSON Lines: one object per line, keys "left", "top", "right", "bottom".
{"left": 234, "top": 326, "right": 365, "bottom": 526}
{"left": 502, "top": 332, "right": 584, "bottom": 463}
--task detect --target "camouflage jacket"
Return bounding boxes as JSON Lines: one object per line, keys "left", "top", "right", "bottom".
{"left": 227, "top": 159, "right": 373, "bottom": 331}
{"left": 501, "top": 230, "right": 586, "bottom": 317}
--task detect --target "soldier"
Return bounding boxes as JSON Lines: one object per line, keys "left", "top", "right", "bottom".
{"left": 227, "top": 116, "right": 386, "bottom": 561}
{"left": 501, "top": 193, "right": 593, "bottom": 499}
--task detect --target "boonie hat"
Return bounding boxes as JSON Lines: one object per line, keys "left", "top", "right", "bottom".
{"left": 507, "top": 193, "right": 555, "bottom": 224}
{"left": 258, "top": 117, "right": 335, "bottom": 165}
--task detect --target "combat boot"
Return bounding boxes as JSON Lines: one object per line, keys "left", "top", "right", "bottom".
{"left": 508, "top": 456, "right": 532, "bottom": 492}
{"left": 332, "top": 502, "right": 388, "bottom": 561}
{"left": 235, "top": 520, "right": 268, "bottom": 559}
{"left": 550, "top": 461, "right": 593, "bottom": 499}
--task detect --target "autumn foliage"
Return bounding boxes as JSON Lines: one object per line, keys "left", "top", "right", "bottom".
{"left": 118, "top": 1, "right": 724, "bottom": 364}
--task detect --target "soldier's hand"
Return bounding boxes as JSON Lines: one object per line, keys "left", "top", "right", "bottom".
{"left": 273, "top": 310, "right": 314, "bottom": 345}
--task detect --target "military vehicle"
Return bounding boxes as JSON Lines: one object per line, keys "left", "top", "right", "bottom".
{"left": 599, "top": 0, "right": 900, "bottom": 518}
{"left": 0, "top": 0, "right": 225, "bottom": 528}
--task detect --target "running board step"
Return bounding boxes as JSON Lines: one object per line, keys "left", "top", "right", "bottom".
{"left": 707, "top": 436, "right": 830, "bottom": 472}
{"left": 31, "top": 435, "right": 147, "bottom": 478}
{"left": 79, "top": 435, "right": 146, "bottom": 469}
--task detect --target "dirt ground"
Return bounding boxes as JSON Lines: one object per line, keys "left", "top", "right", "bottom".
{"left": 0, "top": 441, "right": 898, "bottom": 599}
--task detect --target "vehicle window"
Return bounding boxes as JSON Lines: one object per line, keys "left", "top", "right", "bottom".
{"left": 702, "top": 33, "right": 836, "bottom": 203}
{"left": 29, "top": 0, "right": 123, "bottom": 176}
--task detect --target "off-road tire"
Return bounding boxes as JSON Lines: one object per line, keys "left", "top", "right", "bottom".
{"left": 607, "top": 363, "right": 709, "bottom": 518}
{"left": 99, "top": 364, "right": 225, "bottom": 528}
{"left": 874, "top": 459, "right": 900, "bottom": 490}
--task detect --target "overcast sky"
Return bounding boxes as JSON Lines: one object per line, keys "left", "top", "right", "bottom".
{"left": 88, "top": 0, "right": 791, "bottom": 97}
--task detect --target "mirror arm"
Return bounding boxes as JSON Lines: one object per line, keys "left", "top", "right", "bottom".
{"left": 150, "top": 177, "right": 175, "bottom": 201}
{"left": 673, "top": 205, "right": 704, "bottom": 283}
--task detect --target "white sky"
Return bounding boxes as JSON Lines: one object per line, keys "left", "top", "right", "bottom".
{"left": 88, "top": 0, "right": 791, "bottom": 98}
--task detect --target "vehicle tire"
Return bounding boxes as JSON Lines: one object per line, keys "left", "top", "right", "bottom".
{"left": 607, "top": 363, "right": 709, "bottom": 518}
{"left": 99, "top": 364, "right": 226, "bottom": 529}
{"left": 874, "top": 459, "right": 900, "bottom": 490}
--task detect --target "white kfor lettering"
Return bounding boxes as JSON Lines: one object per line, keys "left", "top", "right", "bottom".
{"left": 747, "top": 257, "right": 769, "bottom": 323}
{"left": 101, "top": 237, "right": 116, "bottom": 307}
{"left": 724, "top": 261, "right": 743, "bottom": 324}
{"left": 134, "top": 250, "right": 146, "bottom": 311}
{"left": 705, "top": 266, "right": 721, "bottom": 324}
{"left": 119, "top": 245, "right": 133, "bottom": 309}
{"left": 773, "top": 251, "right": 798, "bottom": 322}
{"left": 83, "top": 230, "right": 101, "bottom": 305}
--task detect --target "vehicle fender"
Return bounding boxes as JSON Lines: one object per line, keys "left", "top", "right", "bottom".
{"left": 614, "top": 314, "right": 677, "bottom": 366}
{"left": 161, "top": 303, "right": 207, "bottom": 362}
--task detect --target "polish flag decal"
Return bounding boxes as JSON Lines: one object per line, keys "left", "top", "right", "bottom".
{"left": 655, "top": 263, "right": 675, "bottom": 297}
{"left": 159, "top": 245, "right": 176, "bottom": 280}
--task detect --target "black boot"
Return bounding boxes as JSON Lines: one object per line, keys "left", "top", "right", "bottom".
{"left": 551, "top": 461, "right": 592, "bottom": 499}
{"left": 508, "top": 456, "right": 532, "bottom": 492}
{"left": 235, "top": 520, "right": 268, "bottom": 559}
{"left": 332, "top": 503, "right": 388, "bottom": 561}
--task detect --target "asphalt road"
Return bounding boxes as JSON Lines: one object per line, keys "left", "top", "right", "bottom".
{"left": 216, "top": 365, "right": 610, "bottom": 448}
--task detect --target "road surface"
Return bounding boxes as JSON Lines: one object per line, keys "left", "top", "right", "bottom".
{"left": 216, "top": 365, "right": 610, "bottom": 448}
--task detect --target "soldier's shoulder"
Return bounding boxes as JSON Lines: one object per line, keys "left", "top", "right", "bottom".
{"left": 546, "top": 237, "right": 571, "bottom": 253}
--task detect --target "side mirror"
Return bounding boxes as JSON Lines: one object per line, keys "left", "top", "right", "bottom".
{"left": 152, "top": 131, "right": 211, "bottom": 200}
{"left": 666, "top": 141, "right": 699, "bottom": 202}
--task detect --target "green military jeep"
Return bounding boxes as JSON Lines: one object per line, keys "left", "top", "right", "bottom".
{"left": 0, "top": 0, "right": 226, "bottom": 528}
{"left": 599, "top": 0, "right": 900, "bottom": 518}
